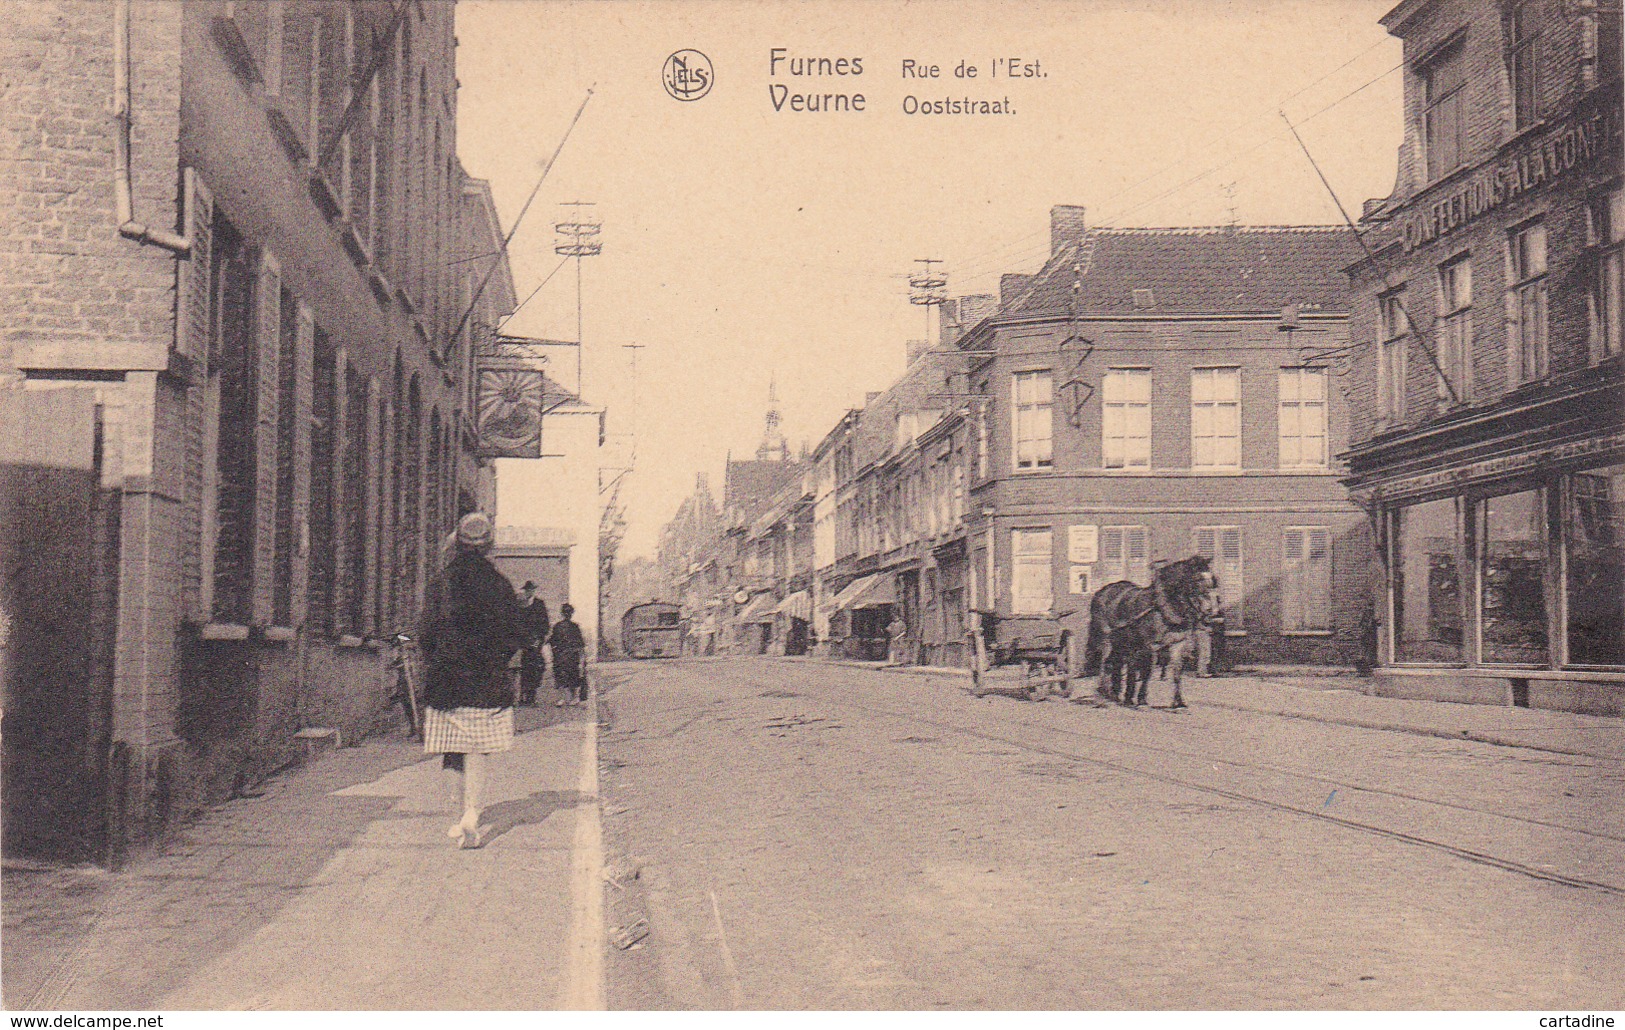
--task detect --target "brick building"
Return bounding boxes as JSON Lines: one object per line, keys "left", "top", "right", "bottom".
{"left": 1, "top": 1, "right": 511, "bottom": 860}
{"left": 954, "top": 208, "right": 1372, "bottom": 668}
{"left": 1343, "top": 0, "right": 1624, "bottom": 712}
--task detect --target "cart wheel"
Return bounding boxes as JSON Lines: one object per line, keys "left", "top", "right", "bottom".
{"left": 970, "top": 631, "right": 989, "bottom": 696}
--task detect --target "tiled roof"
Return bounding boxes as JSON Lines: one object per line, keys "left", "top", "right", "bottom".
{"left": 1003, "top": 226, "right": 1359, "bottom": 318}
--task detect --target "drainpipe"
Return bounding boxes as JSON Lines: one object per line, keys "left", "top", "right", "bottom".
{"left": 113, "top": 0, "right": 189, "bottom": 254}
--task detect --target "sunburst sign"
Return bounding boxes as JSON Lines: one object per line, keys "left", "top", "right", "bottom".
{"left": 477, "top": 368, "right": 544, "bottom": 457}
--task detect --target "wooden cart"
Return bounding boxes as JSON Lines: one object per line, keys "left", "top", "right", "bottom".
{"left": 966, "top": 611, "right": 1081, "bottom": 702}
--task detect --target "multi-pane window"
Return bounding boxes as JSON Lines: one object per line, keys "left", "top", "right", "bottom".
{"left": 1424, "top": 46, "right": 1466, "bottom": 180}
{"left": 1012, "top": 370, "right": 1053, "bottom": 470}
{"left": 1191, "top": 368, "right": 1241, "bottom": 469}
{"left": 1436, "top": 255, "right": 1473, "bottom": 404}
{"left": 1282, "top": 527, "right": 1332, "bottom": 632}
{"left": 1592, "top": 190, "right": 1624, "bottom": 361}
{"left": 1278, "top": 368, "right": 1328, "bottom": 468}
{"left": 1508, "top": 221, "right": 1548, "bottom": 384}
{"left": 1097, "top": 526, "right": 1150, "bottom": 587}
{"left": 1379, "top": 289, "right": 1409, "bottom": 422}
{"left": 1508, "top": 2, "right": 1541, "bottom": 129}
{"left": 1102, "top": 369, "right": 1151, "bottom": 469}
{"left": 1011, "top": 529, "right": 1053, "bottom": 615}
{"left": 1194, "top": 526, "right": 1244, "bottom": 629}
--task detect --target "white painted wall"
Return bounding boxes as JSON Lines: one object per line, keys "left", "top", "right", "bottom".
{"left": 495, "top": 402, "right": 604, "bottom": 655}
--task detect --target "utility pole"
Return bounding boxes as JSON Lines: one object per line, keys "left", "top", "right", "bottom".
{"left": 555, "top": 201, "right": 601, "bottom": 397}
{"left": 908, "top": 257, "right": 947, "bottom": 363}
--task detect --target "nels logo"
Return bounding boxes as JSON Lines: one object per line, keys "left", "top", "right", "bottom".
{"left": 663, "top": 49, "right": 713, "bottom": 101}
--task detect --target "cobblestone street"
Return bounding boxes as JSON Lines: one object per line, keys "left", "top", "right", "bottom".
{"left": 599, "top": 659, "right": 1625, "bottom": 1010}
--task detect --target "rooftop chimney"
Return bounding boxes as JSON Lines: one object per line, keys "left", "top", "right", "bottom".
{"left": 906, "top": 338, "right": 930, "bottom": 365}
{"left": 1050, "top": 204, "right": 1087, "bottom": 256}
{"left": 1000, "top": 273, "right": 1035, "bottom": 306}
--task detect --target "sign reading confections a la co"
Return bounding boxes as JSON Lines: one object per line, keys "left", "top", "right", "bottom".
{"left": 1400, "top": 98, "right": 1621, "bottom": 253}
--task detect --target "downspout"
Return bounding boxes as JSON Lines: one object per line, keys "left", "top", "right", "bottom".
{"left": 114, "top": 0, "right": 189, "bottom": 254}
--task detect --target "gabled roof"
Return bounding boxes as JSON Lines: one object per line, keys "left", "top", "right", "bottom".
{"left": 1001, "top": 226, "right": 1359, "bottom": 319}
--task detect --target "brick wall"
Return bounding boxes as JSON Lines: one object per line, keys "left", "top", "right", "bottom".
{"left": 0, "top": 1, "right": 181, "bottom": 364}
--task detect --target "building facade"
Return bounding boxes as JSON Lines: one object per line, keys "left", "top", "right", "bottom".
{"left": 1344, "top": 0, "right": 1624, "bottom": 713}
{"left": 1, "top": 0, "right": 508, "bottom": 861}
{"left": 957, "top": 210, "right": 1372, "bottom": 669}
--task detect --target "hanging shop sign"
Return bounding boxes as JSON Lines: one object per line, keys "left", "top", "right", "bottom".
{"left": 476, "top": 367, "right": 545, "bottom": 458}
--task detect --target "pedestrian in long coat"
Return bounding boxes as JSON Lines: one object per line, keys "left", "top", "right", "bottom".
{"left": 517, "top": 581, "right": 550, "bottom": 705}
{"left": 548, "top": 603, "right": 587, "bottom": 706}
{"left": 419, "top": 511, "right": 526, "bottom": 848}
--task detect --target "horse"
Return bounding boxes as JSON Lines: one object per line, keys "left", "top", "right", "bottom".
{"left": 1102, "top": 609, "right": 1158, "bottom": 706}
{"left": 1082, "top": 555, "right": 1216, "bottom": 709}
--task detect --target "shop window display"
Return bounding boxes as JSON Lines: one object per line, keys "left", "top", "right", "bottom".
{"left": 1480, "top": 489, "right": 1548, "bottom": 665}
{"left": 1395, "top": 497, "right": 1464, "bottom": 663}
{"left": 1567, "top": 465, "right": 1625, "bottom": 666}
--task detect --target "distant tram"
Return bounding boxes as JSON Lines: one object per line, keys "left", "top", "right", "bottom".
{"left": 621, "top": 601, "right": 683, "bottom": 659}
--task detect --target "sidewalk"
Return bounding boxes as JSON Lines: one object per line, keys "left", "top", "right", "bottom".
{"left": 2, "top": 703, "right": 603, "bottom": 1011}
{"left": 821, "top": 657, "right": 1625, "bottom": 763}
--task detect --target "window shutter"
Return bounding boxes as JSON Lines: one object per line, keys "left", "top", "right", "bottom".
{"left": 1308, "top": 528, "right": 1332, "bottom": 630}
{"left": 1127, "top": 526, "right": 1149, "bottom": 585}
{"left": 290, "top": 304, "right": 316, "bottom": 627}
{"left": 1195, "top": 527, "right": 1216, "bottom": 558}
{"left": 252, "top": 255, "right": 282, "bottom": 626}
{"left": 176, "top": 169, "right": 213, "bottom": 362}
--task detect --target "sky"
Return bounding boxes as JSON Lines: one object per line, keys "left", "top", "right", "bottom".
{"left": 454, "top": 0, "right": 1406, "bottom": 560}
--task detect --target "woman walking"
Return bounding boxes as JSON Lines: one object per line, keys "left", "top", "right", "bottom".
{"left": 419, "top": 512, "right": 526, "bottom": 848}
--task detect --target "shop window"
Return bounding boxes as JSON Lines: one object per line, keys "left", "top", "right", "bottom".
{"left": 1423, "top": 45, "right": 1466, "bottom": 181}
{"left": 1192, "top": 368, "right": 1241, "bottom": 469}
{"left": 1011, "top": 529, "right": 1053, "bottom": 615}
{"left": 1507, "top": 2, "right": 1541, "bottom": 130}
{"left": 1481, "top": 489, "right": 1549, "bottom": 665}
{"left": 1507, "top": 221, "right": 1548, "bottom": 385}
{"left": 1436, "top": 255, "right": 1473, "bottom": 405}
{"left": 1591, "top": 190, "right": 1624, "bottom": 362}
{"left": 1278, "top": 368, "right": 1328, "bottom": 468}
{"left": 1283, "top": 527, "right": 1332, "bottom": 632}
{"left": 1012, "top": 370, "right": 1053, "bottom": 470}
{"left": 1098, "top": 526, "right": 1150, "bottom": 588}
{"left": 1378, "top": 288, "right": 1409, "bottom": 423}
{"left": 1195, "top": 526, "right": 1244, "bottom": 629}
{"left": 1566, "top": 465, "right": 1625, "bottom": 666}
{"left": 1394, "top": 497, "right": 1464, "bottom": 663}
{"left": 1102, "top": 368, "right": 1151, "bottom": 469}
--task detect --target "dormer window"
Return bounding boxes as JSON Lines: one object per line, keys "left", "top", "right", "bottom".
{"left": 1507, "top": 2, "right": 1541, "bottom": 130}
{"left": 1423, "top": 44, "right": 1467, "bottom": 181}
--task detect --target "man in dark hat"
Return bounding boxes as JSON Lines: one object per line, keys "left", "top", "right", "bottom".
{"left": 548, "top": 602, "right": 587, "bottom": 706}
{"left": 516, "top": 581, "right": 550, "bottom": 705}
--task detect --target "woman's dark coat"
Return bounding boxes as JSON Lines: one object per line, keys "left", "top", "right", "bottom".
{"left": 420, "top": 549, "right": 526, "bottom": 710}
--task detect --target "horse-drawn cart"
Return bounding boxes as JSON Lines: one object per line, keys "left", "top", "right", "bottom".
{"left": 966, "top": 610, "right": 1081, "bottom": 701}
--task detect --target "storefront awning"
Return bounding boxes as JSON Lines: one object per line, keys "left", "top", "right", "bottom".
{"left": 775, "top": 590, "right": 812, "bottom": 621}
{"left": 831, "top": 574, "right": 897, "bottom": 611}
{"left": 735, "top": 592, "right": 778, "bottom": 624}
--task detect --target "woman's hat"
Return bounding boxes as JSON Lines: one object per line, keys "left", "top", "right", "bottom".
{"left": 456, "top": 511, "right": 494, "bottom": 548}
{"left": 522, "top": 580, "right": 537, "bottom": 590}
{"left": 560, "top": 603, "right": 575, "bottom": 616}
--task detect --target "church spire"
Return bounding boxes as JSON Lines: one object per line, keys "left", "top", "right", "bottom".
{"left": 756, "top": 374, "right": 789, "bottom": 461}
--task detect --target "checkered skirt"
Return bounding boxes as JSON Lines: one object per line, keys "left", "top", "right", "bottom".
{"left": 422, "top": 705, "right": 514, "bottom": 755}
